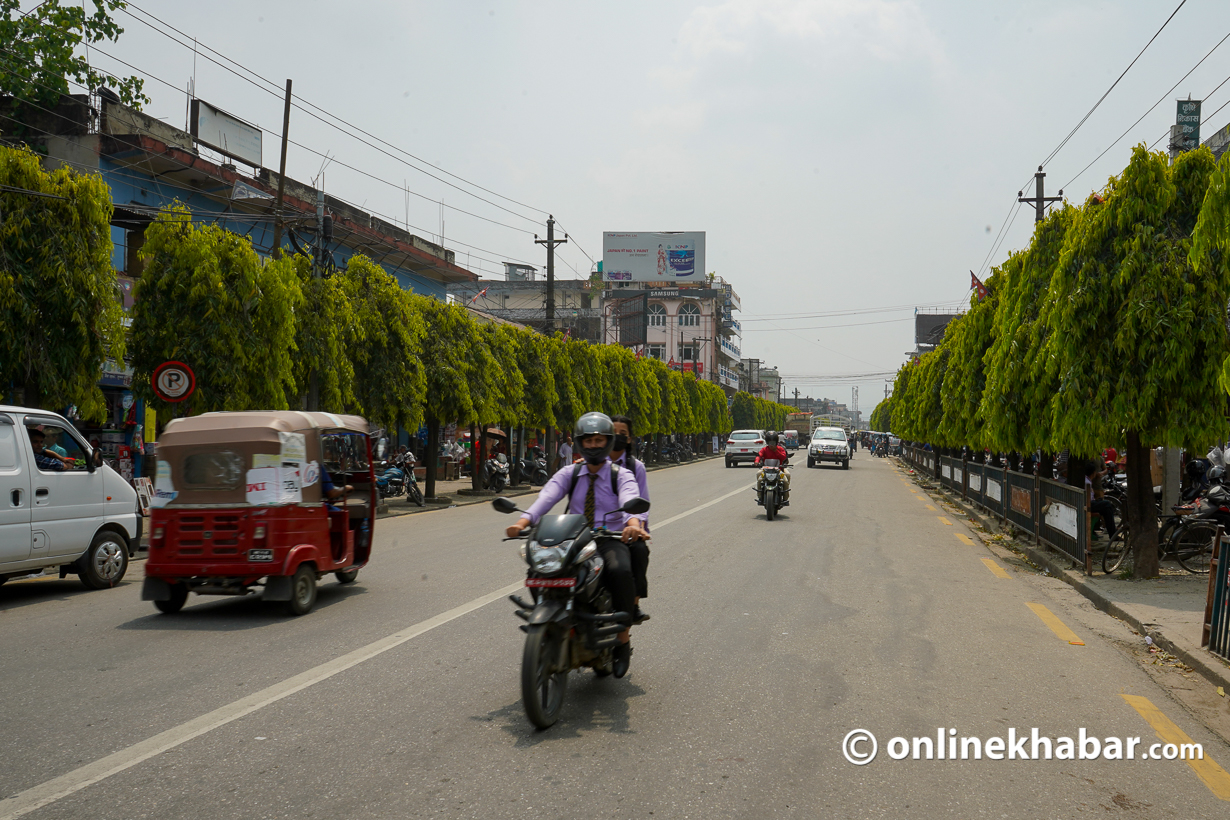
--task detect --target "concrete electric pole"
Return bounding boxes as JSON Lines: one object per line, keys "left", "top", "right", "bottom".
{"left": 1018, "top": 166, "right": 1063, "bottom": 223}
{"left": 534, "top": 215, "right": 567, "bottom": 332}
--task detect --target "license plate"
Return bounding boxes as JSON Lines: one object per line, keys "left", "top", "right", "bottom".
{"left": 526, "top": 578, "right": 576, "bottom": 588}
{"left": 741, "top": 449, "right": 749, "bottom": 453}
{"left": 248, "top": 549, "right": 274, "bottom": 562}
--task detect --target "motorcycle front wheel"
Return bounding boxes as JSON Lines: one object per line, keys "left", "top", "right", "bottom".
{"left": 766, "top": 488, "right": 777, "bottom": 521}
{"left": 409, "top": 483, "right": 425, "bottom": 507}
{"left": 522, "top": 624, "right": 569, "bottom": 729}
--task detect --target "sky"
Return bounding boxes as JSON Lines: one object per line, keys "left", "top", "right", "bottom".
{"left": 63, "top": 0, "right": 1230, "bottom": 416}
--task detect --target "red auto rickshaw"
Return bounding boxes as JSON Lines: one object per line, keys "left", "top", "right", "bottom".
{"left": 142, "top": 411, "right": 378, "bottom": 615}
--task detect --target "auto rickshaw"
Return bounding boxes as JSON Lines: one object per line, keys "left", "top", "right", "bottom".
{"left": 142, "top": 411, "right": 380, "bottom": 615}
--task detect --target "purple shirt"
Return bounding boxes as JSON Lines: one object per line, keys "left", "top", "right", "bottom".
{"left": 524, "top": 459, "right": 643, "bottom": 530}
{"left": 613, "top": 451, "right": 650, "bottom": 531}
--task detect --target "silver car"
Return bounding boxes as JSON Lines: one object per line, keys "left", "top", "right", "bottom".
{"left": 724, "top": 430, "right": 765, "bottom": 467}
{"left": 807, "top": 427, "right": 850, "bottom": 470}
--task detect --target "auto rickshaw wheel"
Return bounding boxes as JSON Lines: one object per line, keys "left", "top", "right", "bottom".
{"left": 155, "top": 582, "right": 189, "bottom": 614}
{"left": 335, "top": 568, "right": 359, "bottom": 584}
{"left": 286, "top": 564, "right": 318, "bottom": 616}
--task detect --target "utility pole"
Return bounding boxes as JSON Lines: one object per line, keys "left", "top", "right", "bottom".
{"left": 271, "top": 79, "right": 292, "bottom": 259}
{"left": 1018, "top": 166, "right": 1063, "bottom": 223}
{"left": 793, "top": 387, "right": 799, "bottom": 406}
{"left": 534, "top": 215, "right": 567, "bottom": 333}
{"left": 306, "top": 189, "right": 325, "bottom": 411}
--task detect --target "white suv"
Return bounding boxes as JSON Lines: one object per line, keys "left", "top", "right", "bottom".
{"left": 724, "top": 430, "right": 765, "bottom": 467}
{"left": 0, "top": 406, "right": 139, "bottom": 589}
{"left": 808, "top": 427, "right": 850, "bottom": 470}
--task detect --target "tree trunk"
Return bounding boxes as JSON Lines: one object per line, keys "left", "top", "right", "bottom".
{"left": 1126, "top": 431, "right": 1160, "bottom": 578}
{"left": 425, "top": 418, "right": 439, "bottom": 500}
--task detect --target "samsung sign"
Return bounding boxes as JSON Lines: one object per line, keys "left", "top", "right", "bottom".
{"left": 602, "top": 232, "right": 706, "bottom": 283}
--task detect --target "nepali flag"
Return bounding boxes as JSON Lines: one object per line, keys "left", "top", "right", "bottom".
{"left": 970, "top": 271, "right": 988, "bottom": 302}
{"left": 468, "top": 286, "right": 490, "bottom": 304}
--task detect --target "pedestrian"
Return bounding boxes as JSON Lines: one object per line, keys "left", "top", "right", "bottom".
{"left": 556, "top": 433, "right": 573, "bottom": 472}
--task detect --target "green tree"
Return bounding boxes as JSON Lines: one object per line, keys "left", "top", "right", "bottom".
{"left": 418, "top": 300, "right": 484, "bottom": 498}
{"left": 0, "top": 145, "right": 124, "bottom": 418}
{"left": 288, "top": 253, "right": 358, "bottom": 413}
{"left": 730, "top": 391, "right": 755, "bottom": 429}
{"left": 129, "top": 205, "right": 301, "bottom": 416}
{"left": 345, "top": 256, "right": 428, "bottom": 432}
{"left": 938, "top": 280, "right": 1000, "bottom": 451}
{"left": 870, "top": 397, "right": 892, "bottom": 432}
{"left": 0, "top": 1, "right": 147, "bottom": 108}
{"left": 1046, "top": 145, "right": 1229, "bottom": 576}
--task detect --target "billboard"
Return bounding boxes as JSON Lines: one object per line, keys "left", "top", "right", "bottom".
{"left": 603, "top": 232, "right": 706, "bottom": 283}
{"left": 190, "top": 99, "right": 263, "bottom": 167}
{"left": 915, "top": 313, "right": 960, "bottom": 347}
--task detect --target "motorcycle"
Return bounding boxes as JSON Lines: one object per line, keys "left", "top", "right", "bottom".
{"left": 403, "top": 454, "right": 425, "bottom": 506}
{"left": 519, "top": 449, "right": 550, "bottom": 486}
{"left": 375, "top": 459, "right": 405, "bottom": 499}
{"left": 485, "top": 453, "right": 511, "bottom": 493}
{"left": 494, "top": 494, "right": 650, "bottom": 729}
{"left": 756, "top": 458, "right": 787, "bottom": 520}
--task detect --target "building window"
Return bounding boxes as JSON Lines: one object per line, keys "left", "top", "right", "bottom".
{"left": 648, "top": 303, "right": 667, "bottom": 327}
{"left": 679, "top": 303, "right": 700, "bottom": 327}
{"left": 646, "top": 344, "right": 665, "bottom": 360}
{"left": 679, "top": 344, "right": 699, "bottom": 361}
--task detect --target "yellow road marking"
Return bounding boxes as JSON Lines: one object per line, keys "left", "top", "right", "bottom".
{"left": 980, "top": 557, "right": 1012, "bottom": 579}
{"left": 956, "top": 534, "right": 974, "bottom": 546}
{"left": 1122, "top": 694, "right": 1230, "bottom": 801}
{"left": 937, "top": 516, "right": 952, "bottom": 525}
{"left": 926, "top": 504, "right": 936, "bottom": 511}
{"left": 1026, "top": 602, "right": 1084, "bottom": 645}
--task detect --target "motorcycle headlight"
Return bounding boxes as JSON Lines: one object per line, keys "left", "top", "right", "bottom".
{"left": 528, "top": 542, "right": 569, "bottom": 575}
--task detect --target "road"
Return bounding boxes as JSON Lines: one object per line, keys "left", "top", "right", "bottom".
{"left": 2, "top": 453, "right": 1229, "bottom": 818}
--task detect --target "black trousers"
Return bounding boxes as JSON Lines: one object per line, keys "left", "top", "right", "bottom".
{"left": 596, "top": 537, "right": 637, "bottom": 621}
{"left": 1090, "top": 498, "right": 1117, "bottom": 537}
{"left": 628, "top": 539, "right": 650, "bottom": 599}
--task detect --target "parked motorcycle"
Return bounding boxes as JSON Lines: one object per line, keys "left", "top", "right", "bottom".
{"left": 403, "top": 454, "right": 425, "bottom": 506}
{"left": 494, "top": 494, "right": 650, "bottom": 729}
{"left": 756, "top": 458, "right": 787, "bottom": 520}
{"left": 519, "top": 449, "right": 550, "bottom": 486}
{"left": 485, "top": 453, "right": 511, "bottom": 493}
{"left": 375, "top": 459, "right": 406, "bottom": 499}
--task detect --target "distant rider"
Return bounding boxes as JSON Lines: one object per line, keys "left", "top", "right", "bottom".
{"left": 754, "top": 431, "right": 791, "bottom": 502}
{"left": 505, "top": 412, "right": 648, "bottom": 677}
{"left": 610, "top": 414, "right": 651, "bottom": 624}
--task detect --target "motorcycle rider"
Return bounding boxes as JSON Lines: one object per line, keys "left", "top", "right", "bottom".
{"left": 505, "top": 412, "right": 648, "bottom": 677}
{"left": 610, "top": 415, "right": 651, "bottom": 625}
{"left": 754, "top": 431, "right": 791, "bottom": 503}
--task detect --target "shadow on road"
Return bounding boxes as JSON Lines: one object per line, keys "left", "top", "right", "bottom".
{"left": 473, "top": 675, "right": 648, "bottom": 745}
{"left": 114, "top": 582, "right": 370, "bottom": 631}
{"left": 0, "top": 577, "right": 133, "bottom": 611}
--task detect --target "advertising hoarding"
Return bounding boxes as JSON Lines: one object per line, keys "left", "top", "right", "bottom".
{"left": 602, "top": 232, "right": 706, "bottom": 283}
{"left": 190, "top": 99, "right": 263, "bottom": 167}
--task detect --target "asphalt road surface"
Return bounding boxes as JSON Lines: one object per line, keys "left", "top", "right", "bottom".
{"left": 3, "top": 453, "right": 1229, "bottom": 819}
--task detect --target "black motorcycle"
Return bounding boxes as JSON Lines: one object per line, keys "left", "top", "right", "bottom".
{"left": 756, "top": 458, "right": 787, "bottom": 520}
{"left": 494, "top": 495, "right": 650, "bottom": 729}
{"left": 404, "top": 454, "right": 425, "bottom": 506}
{"left": 519, "top": 450, "right": 550, "bottom": 486}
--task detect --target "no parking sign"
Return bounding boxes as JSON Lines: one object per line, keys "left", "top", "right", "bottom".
{"left": 151, "top": 361, "right": 196, "bottom": 403}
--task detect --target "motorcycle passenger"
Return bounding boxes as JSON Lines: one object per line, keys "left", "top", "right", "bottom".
{"left": 505, "top": 412, "right": 648, "bottom": 678}
{"left": 755, "top": 431, "right": 791, "bottom": 502}
{"left": 610, "top": 414, "right": 651, "bottom": 624}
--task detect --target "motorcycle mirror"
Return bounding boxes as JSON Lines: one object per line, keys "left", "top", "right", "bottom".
{"left": 620, "top": 497, "right": 650, "bottom": 515}
{"left": 492, "top": 497, "right": 521, "bottom": 514}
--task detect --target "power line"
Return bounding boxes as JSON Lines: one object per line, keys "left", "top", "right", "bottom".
{"left": 1041, "top": 0, "right": 1188, "bottom": 169}
{"left": 741, "top": 317, "right": 913, "bottom": 332}
{"left": 116, "top": 2, "right": 548, "bottom": 225}
{"left": 1063, "top": 28, "right": 1230, "bottom": 191}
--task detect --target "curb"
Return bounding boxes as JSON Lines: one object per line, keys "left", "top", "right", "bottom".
{"left": 895, "top": 460, "right": 1230, "bottom": 693}
{"left": 376, "top": 454, "right": 723, "bottom": 519}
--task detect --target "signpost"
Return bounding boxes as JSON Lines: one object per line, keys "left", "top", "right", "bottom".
{"left": 1174, "top": 99, "right": 1202, "bottom": 153}
{"left": 151, "top": 361, "right": 196, "bottom": 403}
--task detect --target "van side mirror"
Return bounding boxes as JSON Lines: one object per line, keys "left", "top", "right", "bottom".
{"left": 620, "top": 497, "right": 650, "bottom": 515}
{"left": 88, "top": 449, "right": 103, "bottom": 472}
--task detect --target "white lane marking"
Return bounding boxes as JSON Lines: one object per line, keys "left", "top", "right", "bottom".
{"left": 2, "top": 479, "right": 752, "bottom": 818}
{"left": 654, "top": 482, "right": 756, "bottom": 529}
{"left": 0, "top": 581, "right": 522, "bottom": 820}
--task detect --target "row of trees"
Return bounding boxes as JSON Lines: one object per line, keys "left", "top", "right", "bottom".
{"left": 876, "top": 144, "right": 1230, "bottom": 577}
{"left": 729, "top": 390, "right": 791, "bottom": 432}
{"left": 869, "top": 397, "right": 892, "bottom": 433}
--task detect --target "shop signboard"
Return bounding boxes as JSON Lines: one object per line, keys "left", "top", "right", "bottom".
{"left": 1175, "top": 99, "right": 1202, "bottom": 152}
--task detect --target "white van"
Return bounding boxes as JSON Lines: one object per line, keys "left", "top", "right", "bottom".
{"left": 0, "top": 406, "right": 139, "bottom": 589}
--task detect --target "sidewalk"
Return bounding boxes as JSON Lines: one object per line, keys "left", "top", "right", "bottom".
{"left": 376, "top": 453, "right": 723, "bottom": 519}
{"left": 895, "top": 458, "right": 1230, "bottom": 693}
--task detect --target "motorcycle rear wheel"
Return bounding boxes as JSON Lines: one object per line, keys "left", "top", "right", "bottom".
{"left": 522, "top": 624, "right": 569, "bottom": 729}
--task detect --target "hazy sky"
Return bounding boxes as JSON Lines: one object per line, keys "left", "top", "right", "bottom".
{"left": 72, "top": 0, "right": 1230, "bottom": 413}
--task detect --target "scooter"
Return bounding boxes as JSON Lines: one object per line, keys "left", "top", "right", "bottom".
{"left": 485, "top": 453, "right": 511, "bottom": 493}
{"left": 519, "top": 448, "right": 550, "bottom": 486}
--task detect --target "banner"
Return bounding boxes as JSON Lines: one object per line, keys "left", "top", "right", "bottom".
{"left": 602, "top": 232, "right": 706, "bottom": 283}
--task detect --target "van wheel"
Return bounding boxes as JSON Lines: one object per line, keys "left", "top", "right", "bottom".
{"left": 286, "top": 564, "right": 318, "bottom": 616}
{"left": 78, "top": 531, "right": 129, "bottom": 589}
{"left": 155, "top": 583, "right": 189, "bottom": 614}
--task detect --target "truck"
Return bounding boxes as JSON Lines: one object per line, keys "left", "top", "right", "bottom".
{"left": 784, "top": 413, "right": 812, "bottom": 449}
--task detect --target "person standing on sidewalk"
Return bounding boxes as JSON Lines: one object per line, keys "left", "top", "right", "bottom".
{"left": 555, "top": 433, "right": 572, "bottom": 472}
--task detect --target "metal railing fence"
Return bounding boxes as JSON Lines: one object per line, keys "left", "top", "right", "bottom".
{"left": 1204, "top": 533, "right": 1230, "bottom": 661}
{"left": 966, "top": 461, "right": 984, "bottom": 507}
{"left": 939, "top": 456, "right": 957, "bottom": 491}
{"left": 1004, "top": 469, "right": 1037, "bottom": 534}
{"left": 1038, "top": 477, "right": 1087, "bottom": 568}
